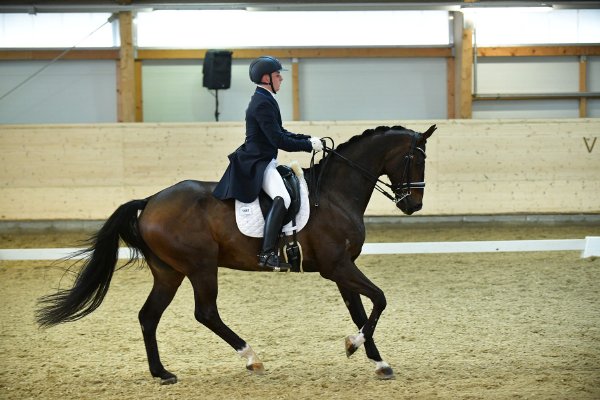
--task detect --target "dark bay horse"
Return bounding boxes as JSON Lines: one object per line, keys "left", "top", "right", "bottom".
{"left": 36, "top": 124, "right": 436, "bottom": 384}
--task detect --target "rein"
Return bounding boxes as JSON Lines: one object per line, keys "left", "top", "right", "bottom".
{"left": 309, "top": 135, "right": 425, "bottom": 207}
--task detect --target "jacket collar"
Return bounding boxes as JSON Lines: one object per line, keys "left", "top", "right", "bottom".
{"left": 255, "top": 86, "right": 279, "bottom": 110}
{"left": 256, "top": 86, "right": 275, "bottom": 98}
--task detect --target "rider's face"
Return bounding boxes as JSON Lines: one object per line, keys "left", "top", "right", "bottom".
{"left": 263, "top": 71, "right": 282, "bottom": 93}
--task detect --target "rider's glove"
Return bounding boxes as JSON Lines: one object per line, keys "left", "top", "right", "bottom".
{"left": 309, "top": 137, "right": 323, "bottom": 152}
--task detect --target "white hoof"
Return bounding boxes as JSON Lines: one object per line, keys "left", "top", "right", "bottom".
{"left": 238, "top": 344, "right": 265, "bottom": 374}
{"left": 345, "top": 332, "right": 365, "bottom": 357}
{"left": 374, "top": 361, "right": 395, "bottom": 380}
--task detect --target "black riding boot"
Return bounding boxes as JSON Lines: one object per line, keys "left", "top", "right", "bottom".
{"left": 258, "top": 196, "right": 291, "bottom": 271}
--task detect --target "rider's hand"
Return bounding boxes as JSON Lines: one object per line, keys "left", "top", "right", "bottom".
{"left": 310, "top": 137, "right": 323, "bottom": 152}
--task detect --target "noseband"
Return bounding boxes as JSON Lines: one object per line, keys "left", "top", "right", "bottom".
{"left": 309, "top": 134, "right": 426, "bottom": 207}
{"left": 393, "top": 134, "right": 426, "bottom": 204}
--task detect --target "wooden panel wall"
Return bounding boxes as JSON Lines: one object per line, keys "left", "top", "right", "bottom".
{"left": 1, "top": 120, "right": 598, "bottom": 220}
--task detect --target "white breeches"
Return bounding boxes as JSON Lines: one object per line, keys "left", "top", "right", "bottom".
{"left": 262, "top": 159, "right": 291, "bottom": 209}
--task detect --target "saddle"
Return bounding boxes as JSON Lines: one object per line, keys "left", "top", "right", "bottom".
{"left": 258, "top": 164, "right": 301, "bottom": 226}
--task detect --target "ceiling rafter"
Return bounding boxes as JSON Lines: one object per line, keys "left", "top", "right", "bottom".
{"left": 1, "top": 1, "right": 599, "bottom": 13}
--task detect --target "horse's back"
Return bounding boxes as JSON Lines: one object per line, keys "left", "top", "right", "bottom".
{"left": 154, "top": 179, "right": 215, "bottom": 199}
{"left": 141, "top": 180, "right": 224, "bottom": 235}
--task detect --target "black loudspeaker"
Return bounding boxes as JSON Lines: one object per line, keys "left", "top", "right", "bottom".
{"left": 202, "top": 50, "right": 232, "bottom": 90}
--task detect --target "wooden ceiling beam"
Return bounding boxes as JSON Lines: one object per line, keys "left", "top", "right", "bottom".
{"left": 137, "top": 47, "right": 453, "bottom": 60}
{"left": 0, "top": 49, "right": 119, "bottom": 60}
{"left": 477, "top": 45, "right": 600, "bottom": 57}
{"left": 4, "top": 45, "right": 597, "bottom": 61}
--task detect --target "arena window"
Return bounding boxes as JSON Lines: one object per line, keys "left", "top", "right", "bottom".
{"left": 135, "top": 10, "right": 450, "bottom": 48}
{"left": 463, "top": 8, "right": 600, "bottom": 45}
{"left": 0, "top": 13, "right": 117, "bottom": 48}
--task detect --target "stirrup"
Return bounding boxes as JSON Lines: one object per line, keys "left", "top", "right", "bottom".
{"left": 258, "top": 251, "right": 291, "bottom": 272}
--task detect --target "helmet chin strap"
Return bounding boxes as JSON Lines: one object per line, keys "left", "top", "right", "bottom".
{"left": 260, "top": 73, "right": 277, "bottom": 94}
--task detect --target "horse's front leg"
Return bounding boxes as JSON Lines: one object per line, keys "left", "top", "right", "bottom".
{"left": 337, "top": 284, "right": 395, "bottom": 379}
{"left": 325, "top": 261, "right": 394, "bottom": 379}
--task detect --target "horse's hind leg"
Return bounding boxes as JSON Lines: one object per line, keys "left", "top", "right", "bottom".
{"left": 139, "top": 257, "right": 185, "bottom": 385}
{"left": 337, "top": 284, "right": 394, "bottom": 380}
{"left": 188, "top": 267, "right": 265, "bottom": 374}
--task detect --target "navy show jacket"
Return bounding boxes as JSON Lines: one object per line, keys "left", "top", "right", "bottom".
{"left": 212, "top": 86, "right": 312, "bottom": 202}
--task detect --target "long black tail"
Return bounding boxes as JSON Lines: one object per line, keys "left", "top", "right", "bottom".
{"left": 36, "top": 199, "right": 148, "bottom": 328}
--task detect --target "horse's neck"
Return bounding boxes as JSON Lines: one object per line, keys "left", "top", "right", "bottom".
{"left": 322, "top": 143, "right": 385, "bottom": 215}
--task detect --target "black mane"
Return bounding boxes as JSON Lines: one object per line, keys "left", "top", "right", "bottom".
{"left": 333, "top": 125, "right": 407, "bottom": 154}
{"left": 305, "top": 125, "right": 410, "bottom": 178}
{"left": 304, "top": 124, "right": 411, "bottom": 195}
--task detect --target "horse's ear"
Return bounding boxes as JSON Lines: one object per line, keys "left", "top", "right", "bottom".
{"left": 422, "top": 124, "right": 436, "bottom": 140}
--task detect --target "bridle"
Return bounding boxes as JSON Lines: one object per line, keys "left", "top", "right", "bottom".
{"left": 309, "top": 133, "right": 426, "bottom": 207}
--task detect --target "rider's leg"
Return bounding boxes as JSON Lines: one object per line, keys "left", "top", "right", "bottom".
{"left": 262, "top": 160, "right": 291, "bottom": 209}
{"left": 258, "top": 160, "right": 291, "bottom": 270}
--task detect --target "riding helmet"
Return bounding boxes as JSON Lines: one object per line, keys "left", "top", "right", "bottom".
{"left": 249, "top": 56, "right": 285, "bottom": 84}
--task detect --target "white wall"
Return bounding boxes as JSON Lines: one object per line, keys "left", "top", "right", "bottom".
{"left": 141, "top": 57, "right": 450, "bottom": 122}
{"left": 475, "top": 57, "right": 580, "bottom": 93}
{"left": 1, "top": 56, "right": 599, "bottom": 123}
{"left": 588, "top": 56, "right": 600, "bottom": 117}
{"left": 142, "top": 59, "right": 295, "bottom": 123}
{"left": 299, "top": 58, "right": 448, "bottom": 120}
{"left": 0, "top": 60, "right": 117, "bottom": 123}
{"left": 142, "top": 57, "right": 449, "bottom": 122}
{"left": 589, "top": 56, "right": 600, "bottom": 90}
{"left": 473, "top": 56, "right": 582, "bottom": 119}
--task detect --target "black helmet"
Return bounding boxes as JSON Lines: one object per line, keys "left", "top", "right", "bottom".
{"left": 249, "top": 56, "right": 284, "bottom": 84}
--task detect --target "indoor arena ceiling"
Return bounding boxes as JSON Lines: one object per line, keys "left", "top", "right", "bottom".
{"left": 1, "top": 1, "right": 599, "bottom": 13}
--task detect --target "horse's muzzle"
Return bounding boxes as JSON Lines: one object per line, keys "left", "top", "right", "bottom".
{"left": 397, "top": 196, "right": 422, "bottom": 215}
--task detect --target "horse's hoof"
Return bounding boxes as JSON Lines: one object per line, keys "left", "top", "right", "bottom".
{"left": 160, "top": 375, "right": 178, "bottom": 385}
{"left": 375, "top": 366, "right": 395, "bottom": 380}
{"left": 246, "top": 362, "right": 265, "bottom": 375}
{"left": 345, "top": 336, "right": 359, "bottom": 358}
{"left": 153, "top": 370, "right": 178, "bottom": 385}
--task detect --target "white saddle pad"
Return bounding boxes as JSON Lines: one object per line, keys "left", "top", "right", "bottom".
{"left": 235, "top": 174, "right": 310, "bottom": 238}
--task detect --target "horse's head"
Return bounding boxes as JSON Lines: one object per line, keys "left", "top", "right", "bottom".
{"left": 384, "top": 124, "right": 436, "bottom": 215}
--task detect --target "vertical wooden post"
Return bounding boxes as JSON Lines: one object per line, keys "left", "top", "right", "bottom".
{"left": 450, "top": 11, "right": 463, "bottom": 120}
{"left": 447, "top": 57, "right": 456, "bottom": 119}
{"left": 459, "top": 27, "right": 473, "bottom": 119}
{"left": 291, "top": 58, "right": 300, "bottom": 121}
{"left": 117, "top": 11, "right": 136, "bottom": 122}
{"left": 134, "top": 60, "right": 143, "bottom": 122}
{"left": 579, "top": 55, "right": 587, "bottom": 118}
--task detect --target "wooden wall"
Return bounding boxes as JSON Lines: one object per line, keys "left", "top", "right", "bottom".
{"left": 1, "top": 119, "right": 599, "bottom": 220}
